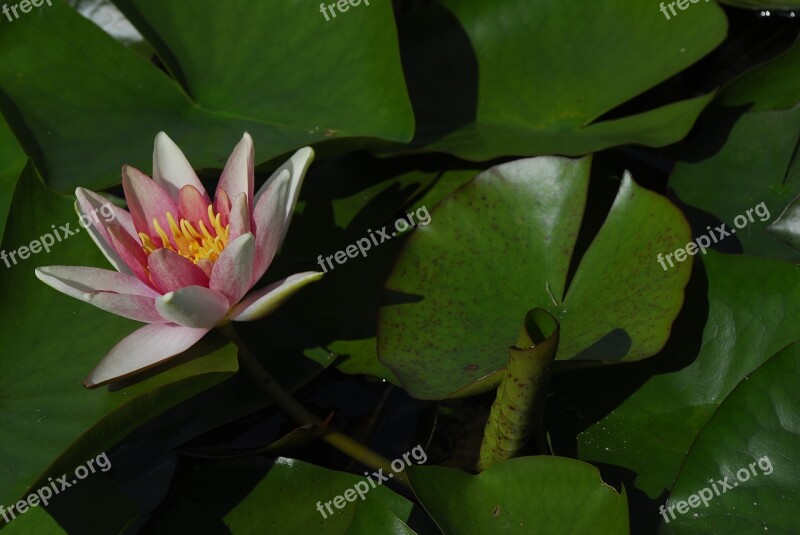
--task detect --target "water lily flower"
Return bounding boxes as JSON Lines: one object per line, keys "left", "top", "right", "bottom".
{"left": 35, "top": 133, "right": 322, "bottom": 388}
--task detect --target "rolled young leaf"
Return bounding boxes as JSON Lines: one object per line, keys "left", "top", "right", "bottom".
{"left": 478, "top": 309, "right": 560, "bottom": 471}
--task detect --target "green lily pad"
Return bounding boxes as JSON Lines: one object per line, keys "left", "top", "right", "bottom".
{"left": 1, "top": 505, "right": 66, "bottom": 534}
{"left": 408, "top": 456, "right": 629, "bottom": 534}
{"left": 144, "top": 456, "right": 416, "bottom": 533}
{"left": 669, "top": 40, "right": 800, "bottom": 263}
{"left": 0, "top": 163, "right": 237, "bottom": 509}
{"left": 670, "top": 105, "right": 800, "bottom": 262}
{"left": 378, "top": 156, "right": 692, "bottom": 399}
{"left": 765, "top": 192, "right": 800, "bottom": 251}
{"left": 2, "top": 458, "right": 140, "bottom": 535}
{"left": 273, "top": 155, "right": 479, "bottom": 383}
{"left": 0, "top": 116, "right": 26, "bottom": 237}
{"left": 578, "top": 252, "right": 800, "bottom": 498}
{"left": 394, "top": 0, "right": 727, "bottom": 160}
{"left": 0, "top": 0, "right": 413, "bottom": 193}
{"left": 720, "top": 39, "right": 800, "bottom": 113}
{"left": 661, "top": 341, "right": 800, "bottom": 533}
{"left": 223, "top": 458, "right": 413, "bottom": 534}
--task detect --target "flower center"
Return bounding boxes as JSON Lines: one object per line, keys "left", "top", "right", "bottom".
{"left": 139, "top": 204, "right": 230, "bottom": 264}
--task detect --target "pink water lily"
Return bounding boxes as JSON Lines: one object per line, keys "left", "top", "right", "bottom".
{"left": 35, "top": 133, "right": 322, "bottom": 388}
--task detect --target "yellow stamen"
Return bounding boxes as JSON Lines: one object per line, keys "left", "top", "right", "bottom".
{"left": 139, "top": 204, "right": 230, "bottom": 264}
{"left": 181, "top": 219, "right": 202, "bottom": 240}
{"left": 198, "top": 219, "right": 214, "bottom": 241}
{"left": 139, "top": 232, "right": 158, "bottom": 254}
{"left": 214, "top": 214, "right": 226, "bottom": 237}
{"left": 152, "top": 218, "right": 175, "bottom": 251}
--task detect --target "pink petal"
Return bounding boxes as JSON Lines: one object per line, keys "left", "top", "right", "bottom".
{"left": 215, "top": 133, "right": 254, "bottom": 216}
{"left": 251, "top": 170, "right": 290, "bottom": 284}
{"left": 196, "top": 258, "right": 214, "bottom": 278}
{"left": 148, "top": 248, "right": 209, "bottom": 293}
{"left": 251, "top": 147, "right": 314, "bottom": 283}
{"left": 228, "top": 192, "right": 250, "bottom": 243}
{"left": 81, "top": 293, "right": 164, "bottom": 323}
{"left": 215, "top": 188, "right": 232, "bottom": 228}
{"left": 229, "top": 271, "right": 323, "bottom": 322}
{"left": 34, "top": 265, "right": 159, "bottom": 297}
{"left": 155, "top": 286, "right": 230, "bottom": 328}
{"left": 108, "top": 225, "right": 153, "bottom": 288}
{"left": 209, "top": 233, "right": 254, "bottom": 303}
{"left": 122, "top": 165, "right": 180, "bottom": 244}
{"left": 84, "top": 323, "right": 210, "bottom": 387}
{"left": 76, "top": 187, "right": 137, "bottom": 237}
{"left": 35, "top": 266, "right": 164, "bottom": 323}
{"left": 152, "top": 132, "right": 210, "bottom": 203}
{"left": 178, "top": 185, "right": 212, "bottom": 229}
{"left": 75, "top": 188, "right": 136, "bottom": 274}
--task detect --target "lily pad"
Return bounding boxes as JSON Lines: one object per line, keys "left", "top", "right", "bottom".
{"left": 274, "top": 154, "right": 479, "bottom": 383}
{"left": 765, "top": 192, "right": 800, "bottom": 251}
{"left": 395, "top": 0, "right": 727, "bottom": 160}
{"left": 408, "top": 456, "right": 629, "bottom": 534}
{"left": 223, "top": 458, "right": 414, "bottom": 534}
{"left": 720, "top": 39, "right": 800, "bottom": 113}
{"left": 0, "top": 116, "right": 25, "bottom": 237}
{"left": 662, "top": 341, "right": 800, "bottom": 533}
{"left": 378, "top": 156, "right": 692, "bottom": 399}
{"left": 578, "top": 251, "right": 800, "bottom": 498}
{"left": 1, "top": 505, "right": 66, "bottom": 534}
{"left": 669, "top": 40, "right": 800, "bottom": 263}
{"left": 0, "top": 0, "right": 413, "bottom": 193}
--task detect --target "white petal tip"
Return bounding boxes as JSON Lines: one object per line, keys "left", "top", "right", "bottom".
{"left": 294, "top": 146, "right": 314, "bottom": 163}
{"left": 153, "top": 133, "right": 183, "bottom": 162}
{"left": 230, "top": 271, "right": 324, "bottom": 322}
{"left": 83, "top": 369, "right": 113, "bottom": 388}
{"left": 84, "top": 368, "right": 109, "bottom": 388}
{"left": 34, "top": 266, "right": 60, "bottom": 285}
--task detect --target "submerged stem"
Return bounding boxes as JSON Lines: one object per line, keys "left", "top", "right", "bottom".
{"left": 216, "top": 323, "right": 408, "bottom": 486}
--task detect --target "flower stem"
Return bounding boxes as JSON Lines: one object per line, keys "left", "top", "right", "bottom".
{"left": 216, "top": 323, "right": 408, "bottom": 486}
